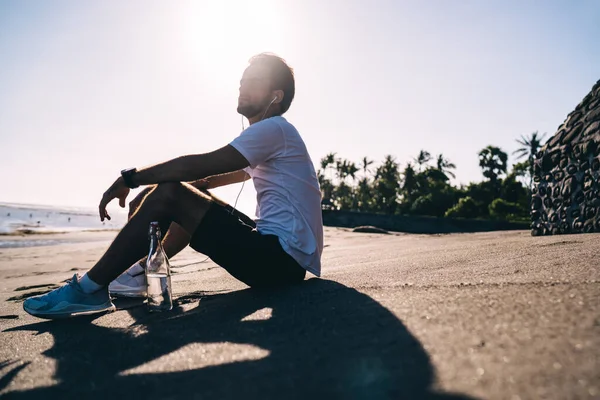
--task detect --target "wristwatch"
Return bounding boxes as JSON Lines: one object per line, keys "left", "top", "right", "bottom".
{"left": 121, "top": 168, "right": 139, "bottom": 189}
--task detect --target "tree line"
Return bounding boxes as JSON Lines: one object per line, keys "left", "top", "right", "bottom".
{"left": 318, "top": 131, "right": 547, "bottom": 221}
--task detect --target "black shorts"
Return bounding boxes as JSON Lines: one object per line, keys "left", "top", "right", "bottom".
{"left": 189, "top": 203, "right": 306, "bottom": 288}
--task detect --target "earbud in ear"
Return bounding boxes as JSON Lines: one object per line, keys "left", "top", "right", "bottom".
{"left": 272, "top": 96, "right": 278, "bottom": 103}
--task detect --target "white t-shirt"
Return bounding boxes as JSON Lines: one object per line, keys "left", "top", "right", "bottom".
{"left": 229, "top": 116, "right": 323, "bottom": 276}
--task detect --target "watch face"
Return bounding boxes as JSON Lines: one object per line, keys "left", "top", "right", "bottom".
{"left": 121, "top": 168, "right": 138, "bottom": 188}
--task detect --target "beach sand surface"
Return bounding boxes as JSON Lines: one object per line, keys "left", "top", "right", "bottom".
{"left": 0, "top": 228, "right": 598, "bottom": 399}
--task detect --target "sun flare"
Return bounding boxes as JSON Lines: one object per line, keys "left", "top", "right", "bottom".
{"left": 183, "top": 0, "right": 285, "bottom": 87}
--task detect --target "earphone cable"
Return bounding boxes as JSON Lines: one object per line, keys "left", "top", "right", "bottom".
{"left": 229, "top": 98, "right": 275, "bottom": 215}
{"left": 189, "top": 99, "right": 275, "bottom": 266}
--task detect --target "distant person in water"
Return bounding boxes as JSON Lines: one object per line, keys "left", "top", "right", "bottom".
{"left": 22, "top": 53, "right": 324, "bottom": 319}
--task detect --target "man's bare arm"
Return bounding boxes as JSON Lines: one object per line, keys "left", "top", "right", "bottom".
{"left": 130, "top": 145, "right": 249, "bottom": 187}
{"left": 191, "top": 170, "right": 250, "bottom": 190}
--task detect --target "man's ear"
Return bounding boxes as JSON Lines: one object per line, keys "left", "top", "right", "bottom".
{"left": 272, "top": 90, "right": 284, "bottom": 103}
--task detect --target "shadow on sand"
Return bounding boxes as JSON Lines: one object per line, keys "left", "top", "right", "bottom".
{"left": 3, "top": 279, "right": 476, "bottom": 399}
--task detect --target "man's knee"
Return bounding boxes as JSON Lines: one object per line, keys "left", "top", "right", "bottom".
{"left": 148, "top": 182, "right": 185, "bottom": 204}
{"left": 128, "top": 185, "right": 155, "bottom": 218}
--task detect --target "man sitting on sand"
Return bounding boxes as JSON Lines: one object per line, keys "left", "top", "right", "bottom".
{"left": 23, "top": 53, "right": 324, "bottom": 319}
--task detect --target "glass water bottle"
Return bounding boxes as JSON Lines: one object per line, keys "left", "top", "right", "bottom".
{"left": 146, "top": 221, "right": 173, "bottom": 312}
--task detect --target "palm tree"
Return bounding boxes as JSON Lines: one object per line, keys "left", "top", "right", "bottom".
{"left": 333, "top": 181, "right": 353, "bottom": 210}
{"left": 478, "top": 146, "right": 508, "bottom": 188}
{"left": 323, "top": 152, "right": 337, "bottom": 166}
{"left": 435, "top": 154, "right": 457, "bottom": 179}
{"left": 512, "top": 131, "right": 547, "bottom": 188}
{"left": 335, "top": 159, "right": 358, "bottom": 185}
{"left": 373, "top": 155, "right": 401, "bottom": 214}
{"left": 318, "top": 154, "right": 337, "bottom": 209}
{"left": 400, "top": 162, "right": 418, "bottom": 203}
{"left": 319, "top": 158, "right": 329, "bottom": 172}
{"left": 334, "top": 159, "right": 345, "bottom": 182}
{"left": 346, "top": 161, "right": 359, "bottom": 183}
{"left": 319, "top": 152, "right": 337, "bottom": 182}
{"left": 360, "top": 156, "right": 374, "bottom": 180}
{"left": 355, "top": 177, "right": 372, "bottom": 211}
{"left": 414, "top": 150, "right": 432, "bottom": 172}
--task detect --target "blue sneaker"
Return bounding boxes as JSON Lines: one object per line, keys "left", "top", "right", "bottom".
{"left": 23, "top": 274, "right": 115, "bottom": 319}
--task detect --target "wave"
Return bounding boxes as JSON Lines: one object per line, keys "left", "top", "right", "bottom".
{"left": 0, "top": 202, "right": 126, "bottom": 235}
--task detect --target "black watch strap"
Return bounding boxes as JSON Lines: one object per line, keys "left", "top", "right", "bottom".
{"left": 121, "top": 168, "right": 139, "bottom": 189}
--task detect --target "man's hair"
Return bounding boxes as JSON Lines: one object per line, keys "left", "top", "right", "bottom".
{"left": 248, "top": 53, "right": 295, "bottom": 115}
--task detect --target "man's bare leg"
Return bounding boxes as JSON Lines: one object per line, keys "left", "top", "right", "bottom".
{"left": 88, "top": 182, "right": 212, "bottom": 286}
{"left": 160, "top": 190, "right": 229, "bottom": 257}
{"left": 160, "top": 224, "right": 191, "bottom": 258}
{"left": 124, "top": 187, "right": 229, "bottom": 266}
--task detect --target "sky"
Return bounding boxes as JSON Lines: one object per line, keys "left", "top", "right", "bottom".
{"left": 0, "top": 0, "right": 598, "bottom": 217}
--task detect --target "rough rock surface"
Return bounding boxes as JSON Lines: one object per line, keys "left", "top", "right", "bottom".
{"left": 531, "top": 80, "right": 600, "bottom": 235}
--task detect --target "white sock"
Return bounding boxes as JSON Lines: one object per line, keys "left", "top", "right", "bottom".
{"left": 79, "top": 273, "right": 103, "bottom": 294}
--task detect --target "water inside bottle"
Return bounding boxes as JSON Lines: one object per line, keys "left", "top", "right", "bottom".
{"left": 146, "top": 273, "right": 173, "bottom": 311}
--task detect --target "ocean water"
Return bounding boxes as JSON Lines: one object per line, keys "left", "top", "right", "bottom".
{"left": 0, "top": 202, "right": 126, "bottom": 236}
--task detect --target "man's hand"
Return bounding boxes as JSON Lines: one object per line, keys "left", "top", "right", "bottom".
{"left": 99, "top": 177, "right": 130, "bottom": 221}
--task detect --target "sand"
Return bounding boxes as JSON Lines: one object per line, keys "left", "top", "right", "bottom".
{"left": 0, "top": 228, "right": 598, "bottom": 399}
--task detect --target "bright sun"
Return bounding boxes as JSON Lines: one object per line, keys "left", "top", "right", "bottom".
{"left": 183, "top": 0, "right": 285, "bottom": 87}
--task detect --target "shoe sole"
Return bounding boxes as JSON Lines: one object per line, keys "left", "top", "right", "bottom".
{"left": 23, "top": 302, "right": 116, "bottom": 320}
{"left": 110, "top": 291, "right": 146, "bottom": 298}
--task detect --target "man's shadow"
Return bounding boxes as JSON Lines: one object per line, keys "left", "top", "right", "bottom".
{"left": 3, "top": 279, "right": 476, "bottom": 399}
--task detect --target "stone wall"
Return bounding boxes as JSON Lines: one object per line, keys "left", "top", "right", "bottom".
{"left": 323, "top": 210, "right": 528, "bottom": 234}
{"left": 531, "top": 80, "right": 600, "bottom": 235}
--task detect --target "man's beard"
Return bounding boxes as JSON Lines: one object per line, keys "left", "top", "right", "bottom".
{"left": 237, "top": 98, "right": 271, "bottom": 119}
{"left": 237, "top": 103, "right": 262, "bottom": 119}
